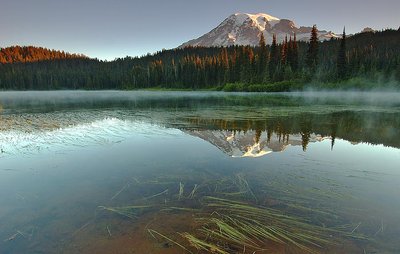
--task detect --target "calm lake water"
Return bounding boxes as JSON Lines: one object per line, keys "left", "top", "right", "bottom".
{"left": 0, "top": 91, "right": 399, "bottom": 254}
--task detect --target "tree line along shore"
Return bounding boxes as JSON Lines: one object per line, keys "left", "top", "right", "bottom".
{"left": 0, "top": 27, "right": 399, "bottom": 91}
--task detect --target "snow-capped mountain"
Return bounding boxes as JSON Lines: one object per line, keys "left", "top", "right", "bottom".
{"left": 180, "top": 13, "right": 339, "bottom": 47}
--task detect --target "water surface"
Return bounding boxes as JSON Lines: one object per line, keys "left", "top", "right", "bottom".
{"left": 0, "top": 91, "right": 399, "bottom": 253}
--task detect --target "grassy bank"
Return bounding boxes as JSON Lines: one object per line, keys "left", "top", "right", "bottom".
{"left": 221, "top": 77, "right": 400, "bottom": 92}
{"left": 139, "top": 86, "right": 220, "bottom": 92}
{"left": 140, "top": 78, "right": 400, "bottom": 93}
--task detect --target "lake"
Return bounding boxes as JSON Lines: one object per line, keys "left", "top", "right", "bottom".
{"left": 0, "top": 91, "right": 399, "bottom": 254}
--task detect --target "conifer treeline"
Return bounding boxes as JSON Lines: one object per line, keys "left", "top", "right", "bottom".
{"left": 0, "top": 46, "right": 87, "bottom": 63}
{"left": 0, "top": 28, "right": 399, "bottom": 90}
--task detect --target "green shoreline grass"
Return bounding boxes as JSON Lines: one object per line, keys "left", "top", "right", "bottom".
{"left": 137, "top": 77, "right": 399, "bottom": 93}
{"left": 1, "top": 77, "right": 397, "bottom": 92}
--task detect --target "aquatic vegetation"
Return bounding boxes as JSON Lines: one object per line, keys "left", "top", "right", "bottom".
{"left": 143, "top": 189, "right": 169, "bottom": 200}
{"left": 178, "top": 182, "right": 184, "bottom": 200}
{"left": 110, "top": 181, "right": 131, "bottom": 200}
{"left": 188, "top": 184, "right": 199, "bottom": 199}
{"left": 233, "top": 173, "right": 258, "bottom": 202}
{"left": 98, "top": 205, "right": 155, "bottom": 219}
{"left": 148, "top": 229, "right": 192, "bottom": 253}
{"left": 100, "top": 172, "right": 370, "bottom": 253}
{"left": 4, "top": 231, "right": 26, "bottom": 242}
{"left": 181, "top": 232, "right": 229, "bottom": 254}
{"left": 199, "top": 197, "right": 334, "bottom": 253}
{"left": 160, "top": 207, "right": 199, "bottom": 212}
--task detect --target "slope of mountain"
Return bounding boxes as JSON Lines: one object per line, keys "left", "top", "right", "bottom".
{"left": 180, "top": 13, "right": 339, "bottom": 47}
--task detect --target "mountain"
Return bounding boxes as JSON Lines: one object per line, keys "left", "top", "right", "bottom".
{"left": 180, "top": 13, "right": 339, "bottom": 47}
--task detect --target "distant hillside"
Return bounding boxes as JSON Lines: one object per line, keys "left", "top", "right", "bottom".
{"left": 0, "top": 46, "right": 87, "bottom": 64}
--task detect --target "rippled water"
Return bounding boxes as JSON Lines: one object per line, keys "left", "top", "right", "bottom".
{"left": 0, "top": 91, "right": 399, "bottom": 254}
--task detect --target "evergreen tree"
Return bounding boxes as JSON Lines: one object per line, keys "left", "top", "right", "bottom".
{"left": 281, "top": 36, "right": 288, "bottom": 65}
{"left": 337, "top": 27, "right": 347, "bottom": 79}
{"left": 257, "top": 33, "right": 268, "bottom": 81}
{"left": 268, "top": 34, "right": 279, "bottom": 80}
{"left": 219, "top": 48, "right": 229, "bottom": 83}
{"left": 306, "top": 25, "right": 319, "bottom": 70}
{"left": 287, "top": 36, "right": 293, "bottom": 66}
{"left": 291, "top": 33, "right": 299, "bottom": 71}
{"left": 241, "top": 46, "right": 254, "bottom": 83}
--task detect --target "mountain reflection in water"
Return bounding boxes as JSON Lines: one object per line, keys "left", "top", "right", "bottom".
{"left": 182, "top": 110, "right": 400, "bottom": 157}
{"left": 186, "top": 129, "right": 327, "bottom": 157}
{"left": 0, "top": 91, "right": 399, "bottom": 157}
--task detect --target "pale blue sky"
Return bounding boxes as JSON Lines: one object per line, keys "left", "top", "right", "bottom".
{"left": 1, "top": 0, "right": 399, "bottom": 60}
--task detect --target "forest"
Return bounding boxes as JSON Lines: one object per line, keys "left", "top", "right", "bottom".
{"left": 0, "top": 27, "right": 399, "bottom": 91}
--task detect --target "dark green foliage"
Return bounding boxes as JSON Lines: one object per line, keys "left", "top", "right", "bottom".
{"left": 268, "top": 34, "right": 280, "bottom": 81}
{"left": 0, "top": 29, "right": 399, "bottom": 91}
{"left": 256, "top": 33, "right": 268, "bottom": 82}
{"left": 306, "top": 25, "right": 319, "bottom": 71}
{"left": 281, "top": 36, "right": 288, "bottom": 65}
{"left": 337, "top": 28, "right": 347, "bottom": 79}
{"left": 223, "top": 80, "right": 302, "bottom": 92}
{"left": 287, "top": 34, "right": 299, "bottom": 71}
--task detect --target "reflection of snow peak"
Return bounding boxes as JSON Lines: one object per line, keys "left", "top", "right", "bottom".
{"left": 0, "top": 118, "right": 180, "bottom": 156}
{"left": 187, "top": 130, "right": 327, "bottom": 158}
{"left": 240, "top": 143, "right": 272, "bottom": 158}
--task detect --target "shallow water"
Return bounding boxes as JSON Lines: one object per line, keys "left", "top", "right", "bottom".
{"left": 0, "top": 91, "right": 399, "bottom": 253}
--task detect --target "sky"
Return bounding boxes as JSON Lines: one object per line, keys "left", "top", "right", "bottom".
{"left": 1, "top": 0, "right": 399, "bottom": 60}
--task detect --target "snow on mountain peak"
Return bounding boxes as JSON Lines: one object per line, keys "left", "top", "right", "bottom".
{"left": 232, "top": 13, "right": 280, "bottom": 22}
{"left": 246, "top": 13, "right": 280, "bottom": 22}
{"left": 227, "top": 13, "right": 281, "bottom": 31}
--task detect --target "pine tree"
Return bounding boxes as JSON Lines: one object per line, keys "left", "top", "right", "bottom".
{"left": 219, "top": 48, "right": 230, "bottom": 83}
{"left": 306, "top": 25, "right": 319, "bottom": 70}
{"left": 257, "top": 32, "right": 268, "bottom": 80}
{"left": 240, "top": 46, "right": 254, "bottom": 83}
{"left": 287, "top": 36, "right": 293, "bottom": 66}
{"left": 268, "top": 34, "right": 279, "bottom": 80}
{"left": 337, "top": 27, "right": 347, "bottom": 79}
{"left": 281, "top": 36, "right": 288, "bottom": 65}
{"left": 291, "top": 33, "right": 299, "bottom": 71}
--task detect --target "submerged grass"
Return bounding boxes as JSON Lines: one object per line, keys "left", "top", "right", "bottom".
{"left": 181, "top": 232, "right": 229, "bottom": 254}
{"left": 148, "top": 229, "right": 193, "bottom": 253}
{"left": 98, "top": 205, "right": 154, "bottom": 219}
{"left": 98, "top": 172, "right": 370, "bottom": 253}
{"left": 143, "top": 189, "right": 169, "bottom": 200}
{"left": 234, "top": 173, "right": 258, "bottom": 203}
{"left": 178, "top": 182, "right": 184, "bottom": 200}
{"left": 199, "top": 197, "right": 338, "bottom": 253}
{"left": 188, "top": 184, "right": 199, "bottom": 199}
